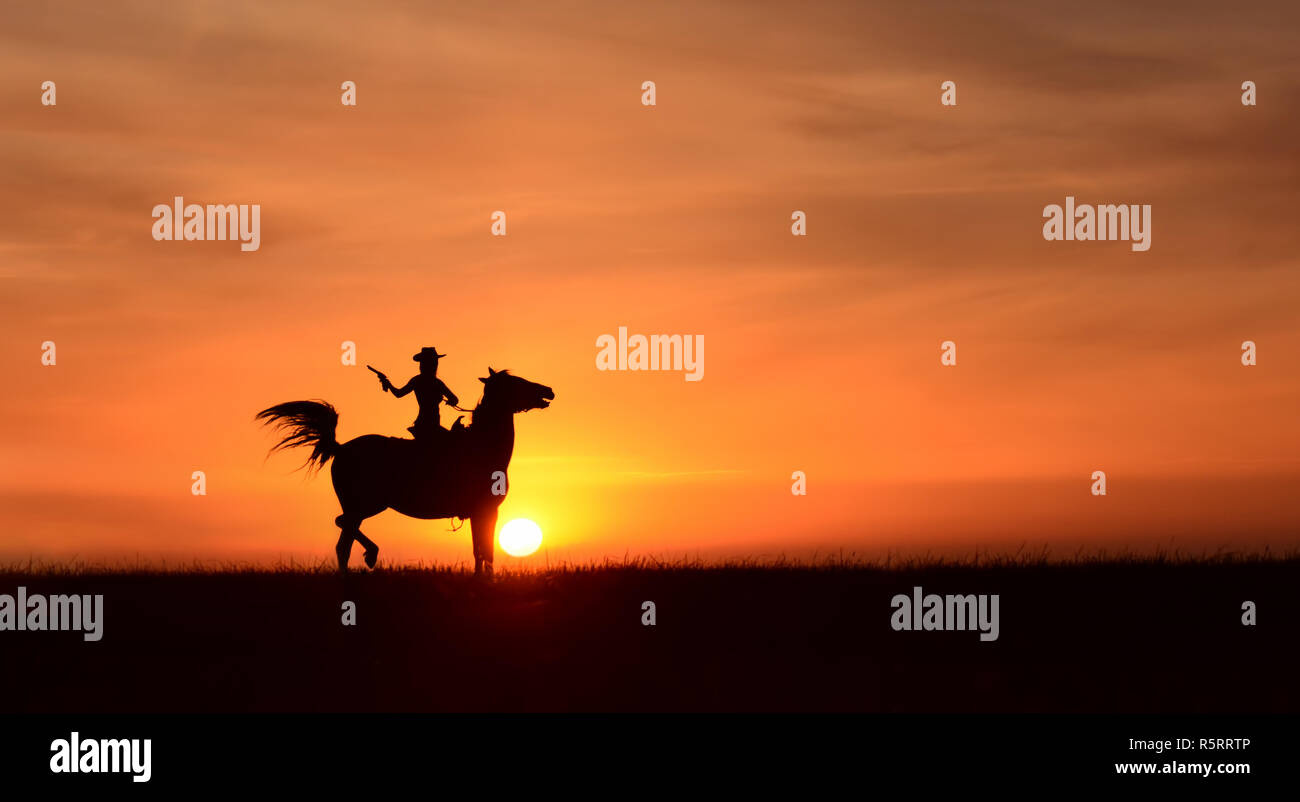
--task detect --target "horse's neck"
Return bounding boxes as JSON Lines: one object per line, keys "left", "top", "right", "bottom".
{"left": 471, "top": 403, "right": 515, "bottom": 464}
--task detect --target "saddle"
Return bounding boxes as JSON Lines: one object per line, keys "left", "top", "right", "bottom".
{"left": 399, "top": 415, "right": 468, "bottom": 450}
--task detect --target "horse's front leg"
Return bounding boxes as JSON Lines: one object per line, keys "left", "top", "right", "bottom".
{"left": 470, "top": 507, "right": 498, "bottom": 578}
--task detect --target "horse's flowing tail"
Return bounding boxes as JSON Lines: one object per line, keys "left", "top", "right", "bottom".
{"left": 255, "top": 400, "right": 339, "bottom": 473}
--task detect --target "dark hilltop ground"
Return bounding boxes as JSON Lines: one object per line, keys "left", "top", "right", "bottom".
{"left": 1, "top": 553, "right": 1296, "bottom": 712}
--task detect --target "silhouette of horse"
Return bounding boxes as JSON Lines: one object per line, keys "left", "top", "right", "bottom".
{"left": 257, "top": 368, "right": 554, "bottom": 576}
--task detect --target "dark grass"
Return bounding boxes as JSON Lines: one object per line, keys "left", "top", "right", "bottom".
{"left": 1, "top": 552, "right": 1297, "bottom": 713}
{"left": 5, "top": 543, "right": 1293, "bottom": 575}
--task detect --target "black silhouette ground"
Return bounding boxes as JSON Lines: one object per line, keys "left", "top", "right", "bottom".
{"left": 1, "top": 556, "right": 1295, "bottom": 712}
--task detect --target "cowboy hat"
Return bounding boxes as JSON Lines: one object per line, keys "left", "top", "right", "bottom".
{"left": 412, "top": 347, "right": 447, "bottom": 362}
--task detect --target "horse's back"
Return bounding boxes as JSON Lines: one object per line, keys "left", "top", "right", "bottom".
{"left": 332, "top": 433, "right": 473, "bottom": 519}
{"left": 340, "top": 432, "right": 406, "bottom": 451}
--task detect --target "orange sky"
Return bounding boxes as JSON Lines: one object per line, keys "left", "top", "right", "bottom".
{"left": 2, "top": 1, "right": 1299, "bottom": 566}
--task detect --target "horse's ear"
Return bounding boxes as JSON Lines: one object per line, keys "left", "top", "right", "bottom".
{"left": 479, "top": 377, "right": 488, "bottom": 384}
{"left": 488, "top": 367, "right": 497, "bottom": 376}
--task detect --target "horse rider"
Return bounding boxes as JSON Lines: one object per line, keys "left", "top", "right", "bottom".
{"left": 378, "top": 347, "right": 461, "bottom": 442}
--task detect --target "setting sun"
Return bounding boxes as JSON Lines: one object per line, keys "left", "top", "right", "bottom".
{"left": 499, "top": 519, "right": 543, "bottom": 557}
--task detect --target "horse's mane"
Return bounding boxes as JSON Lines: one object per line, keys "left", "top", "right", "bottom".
{"left": 469, "top": 369, "right": 511, "bottom": 421}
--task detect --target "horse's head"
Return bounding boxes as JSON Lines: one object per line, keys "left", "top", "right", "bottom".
{"left": 479, "top": 367, "right": 554, "bottom": 414}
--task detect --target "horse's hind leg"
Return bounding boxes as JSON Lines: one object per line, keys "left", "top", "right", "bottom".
{"left": 334, "top": 516, "right": 355, "bottom": 572}
{"left": 336, "top": 514, "right": 379, "bottom": 571}
{"left": 356, "top": 531, "right": 379, "bottom": 569}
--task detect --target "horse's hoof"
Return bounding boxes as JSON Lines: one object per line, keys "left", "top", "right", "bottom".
{"left": 364, "top": 548, "right": 378, "bottom": 569}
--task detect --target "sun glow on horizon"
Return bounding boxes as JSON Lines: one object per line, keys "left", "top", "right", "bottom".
{"left": 499, "top": 518, "right": 543, "bottom": 557}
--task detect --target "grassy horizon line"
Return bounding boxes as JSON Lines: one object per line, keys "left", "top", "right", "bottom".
{"left": 1, "top": 545, "right": 1296, "bottom": 577}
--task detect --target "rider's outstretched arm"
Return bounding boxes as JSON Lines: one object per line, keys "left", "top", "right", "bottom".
{"left": 389, "top": 377, "right": 416, "bottom": 398}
